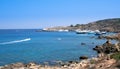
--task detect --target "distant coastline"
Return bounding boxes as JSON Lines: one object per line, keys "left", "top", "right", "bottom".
{"left": 37, "top": 18, "right": 120, "bottom": 33}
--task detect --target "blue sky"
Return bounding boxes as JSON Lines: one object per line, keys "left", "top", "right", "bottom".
{"left": 0, "top": 0, "right": 120, "bottom": 29}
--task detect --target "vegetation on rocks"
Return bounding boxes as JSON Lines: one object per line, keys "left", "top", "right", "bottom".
{"left": 111, "top": 52, "right": 120, "bottom": 60}
{"left": 72, "top": 18, "right": 120, "bottom": 32}
{"left": 44, "top": 18, "right": 120, "bottom": 32}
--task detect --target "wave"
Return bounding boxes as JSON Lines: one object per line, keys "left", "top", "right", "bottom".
{"left": 0, "top": 38, "right": 31, "bottom": 45}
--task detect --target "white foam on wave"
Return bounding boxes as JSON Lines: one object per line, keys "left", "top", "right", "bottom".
{"left": 57, "top": 38, "right": 62, "bottom": 40}
{"left": 0, "top": 38, "right": 31, "bottom": 45}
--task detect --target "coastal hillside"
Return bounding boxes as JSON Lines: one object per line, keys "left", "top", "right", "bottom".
{"left": 71, "top": 18, "right": 120, "bottom": 32}
{"left": 43, "top": 18, "right": 120, "bottom": 32}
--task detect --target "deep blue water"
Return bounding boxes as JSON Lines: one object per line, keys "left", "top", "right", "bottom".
{"left": 0, "top": 29, "right": 112, "bottom": 66}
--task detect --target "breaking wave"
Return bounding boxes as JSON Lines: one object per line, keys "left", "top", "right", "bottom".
{"left": 0, "top": 38, "right": 31, "bottom": 45}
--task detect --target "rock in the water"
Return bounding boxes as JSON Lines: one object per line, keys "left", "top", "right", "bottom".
{"left": 93, "top": 46, "right": 103, "bottom": 53}
{"left": 79, "top": 56, "right": 88, "bottom": 60}
{"left": 92, "top": 42, "right": 94, "bottom": 44}
{"left": 81, "top": 43, "right": 86, "bottom": 45}
{"left": 98, "top": 35, "right": 104, "bottom": 39}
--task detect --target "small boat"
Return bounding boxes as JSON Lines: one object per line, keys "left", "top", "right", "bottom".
{"left": 87, "top": 31, "right": 95, "bottom": 34}
{"left": 76, "top": 30, "right": 88, "bottom": 34}
{"left": 101, "top": 32, "right": 106, "bottom": 34}
{"left": 95, "top": 32, "right": 102, "bottom": 35}
{"left": 76, "top": 32, "right": 87, "bottom": 34}
{"left": 58, "top": 29, "right": 69, "bottom": 32}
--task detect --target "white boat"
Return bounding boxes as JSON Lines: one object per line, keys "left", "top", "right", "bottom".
{"left": 95, "top": 31, "right": 106, "bottom": 35}
{"left": 95, "top": 32, "right": 102, "bottom": 35}
{"left": 76, "top": 30, "right": 88, "bottom": 34}
{"left": 58, "top": 29, "right": 69, "bottom": 32}
{"left": 87, "top": 30, "right": 95, "bottom": 34}
{"left": 94, "top": 30, "right": 100, "bottom": 33}
{"left": 101, "top": 31, "right": 106, "bottom": 34}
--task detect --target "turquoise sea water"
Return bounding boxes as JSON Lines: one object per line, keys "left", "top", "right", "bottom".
{"left": 0, "top": 29, "right": 111, "bottom": 66}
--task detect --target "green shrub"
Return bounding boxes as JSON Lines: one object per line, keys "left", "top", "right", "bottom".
{"left": 110, "top": 52, "right": 120, "bottom": 60}
{"left": 90, "top": 59, "right": 96, "bottom": 64}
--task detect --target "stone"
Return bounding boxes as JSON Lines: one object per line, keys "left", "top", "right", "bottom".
{"left": 93, "top": 39, "right": 120, "bottom": 54}
{"left": 79, "top": 56, "right": 88, "bottom": 60}
{"left": 98, "top": 35, "right": 103, "bottom": 39}
{"left": 68, "top": 61, "right": 74, "bottom": 63}
{"left": 93, "top": 46, "right": 103, "bottom": 53}
{"left": 81, "top": 43, "right": 86, "bottom": 45}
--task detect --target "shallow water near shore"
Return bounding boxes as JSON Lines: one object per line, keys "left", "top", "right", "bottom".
{"left": 0, "top": 29, "right": 116, "bottom": 66}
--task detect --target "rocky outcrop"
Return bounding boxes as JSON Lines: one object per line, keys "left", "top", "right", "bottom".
{"left": 93, "top": 40, "right": 120, "bottom": 54}
{"left": 104, "top": 33, "right": 120, "bottom": 40}
{"left": 93, "top": 33, "right": 120, "bottom": 54}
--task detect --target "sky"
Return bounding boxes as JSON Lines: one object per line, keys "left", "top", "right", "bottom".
{"left": 0, "top": 0, "right": 120, "bottom": 29}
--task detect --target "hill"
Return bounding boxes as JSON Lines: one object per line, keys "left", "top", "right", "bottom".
{"left": 41, "top": 18, "right": 120, "bottom": 32}
{"left": 72, "top": 18, "right": 120, "bottom": 32}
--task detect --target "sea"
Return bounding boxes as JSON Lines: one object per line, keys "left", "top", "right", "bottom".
{"left": 0, "top": 29, "right": 115, "bottom": 66}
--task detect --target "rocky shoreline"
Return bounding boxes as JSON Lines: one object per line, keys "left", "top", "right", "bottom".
{"left": 0, "top": 56, "right": 119, "bottom": 69}
{"left": 0, "top": 33, "right": 120, "bottom": 69}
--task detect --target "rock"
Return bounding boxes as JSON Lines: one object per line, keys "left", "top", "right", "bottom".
{"left": 0, "top": 63, "right": 25, "bottom": 69}
{"left": 63, "top": 65, "right": 68, "bottom": 68}
{"left": 68, "top": 61, "right": 74, "bottom": 63}
{"left": 53, "top": 60, "right": 63, "bottom": 65}
{"left": 26, "top": 62, "right": 36, "bottom": 67}
{"left": 0, "top": 66, "right": 4, "bottom": 69}
{"left": 81, "top": 43, "right": 86, "bottom": 45}
{"left": 93, "top": 46, "right": 103, "bottom": 53}
{"left": 90, "top": 36, "right": 95, "bottom": 39}
{"left": 44, "top": 62, "right": 49, "bottom": 65}
{"left": 103, "top": 33, "right": 120, "bottom": 40}
{"left": 68, "top": 61, "right": 78, "bottom": 64}
{"left": 98, "top": 35, "right": 104, "bottom": 39}
{"left": 115, "top": 43, "right": 120, "bottom": 52}
{"left": 29, "top": 65, "right": 40, "bottom": 69}
{"left": 13, "top": 62, "right": 24, "bottom": 67}
{"left": 93, "top": 39, "right": 120, "bottom": 54}
{"left": 79, "top": 56, "right": 88, "bottom": 60}
{"left": 93, "top": 59, "right": 116, "bottom": 69}
{"left": 106, "top": 39, "right": 111, "bottom": 44}
{"left": 79, "top": 60, "right": 89, "bottom": 68}
{"left": 92, "top": 42, "right": 94, "bottom": 44}
{"left": 97, "top": 53, "right": 105, "bottom": 58}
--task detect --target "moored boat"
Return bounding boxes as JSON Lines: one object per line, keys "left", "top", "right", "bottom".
{"left": 95, "top": 32, "right": 102, "bottom": 35}
{"left": 76, "top": 30, "right": 88, "bottom": 34}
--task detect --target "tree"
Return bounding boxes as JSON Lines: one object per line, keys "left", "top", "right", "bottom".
{"left": 75, "top": 24, "right": 80, "bottom": 27}
{"left": 70, "top": 24, "right": 74, "bottom": 27}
